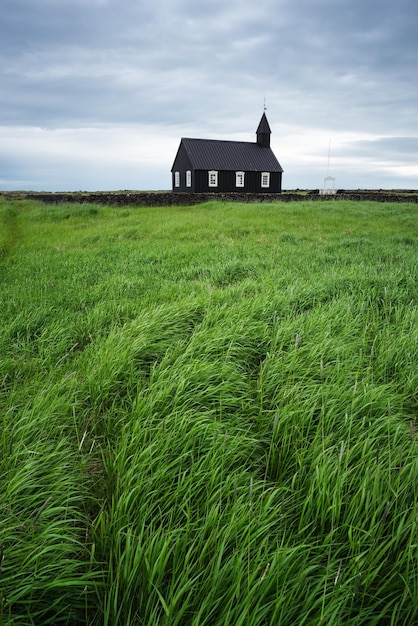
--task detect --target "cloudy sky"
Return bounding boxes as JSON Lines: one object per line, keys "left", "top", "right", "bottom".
{"left": 1, "top": 0, "right": 417, "bottom": 191}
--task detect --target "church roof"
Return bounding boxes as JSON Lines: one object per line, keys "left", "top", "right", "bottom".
{"left": 174, "top": 137, "right": 283, "bottom": 172}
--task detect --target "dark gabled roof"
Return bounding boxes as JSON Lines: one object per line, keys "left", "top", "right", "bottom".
{"left": 175, "top": 137, "right": 283, "bottom": 173}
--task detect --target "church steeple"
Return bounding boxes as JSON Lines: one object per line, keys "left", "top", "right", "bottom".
{"left": 256, "top": 112, "right": 271, "bottom": 148}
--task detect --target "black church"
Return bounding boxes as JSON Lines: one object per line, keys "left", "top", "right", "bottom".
{"left": 171, "top": 113, "right": 283, "bottom": 193}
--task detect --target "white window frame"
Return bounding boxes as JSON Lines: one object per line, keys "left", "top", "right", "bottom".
{"left": 261, "top": 172, "right": 270, "bottom": 188}
{"left": 235, "top": 171, "right": 245, "bottom": 188}
{"left": 186, "top": 170, "right": 192, "bottom": 187}
{"left": 208, "top": 170, "right": 218, "bottom": 187}
{"left": 174, "top": 171, "right": 180, "bottom": 187}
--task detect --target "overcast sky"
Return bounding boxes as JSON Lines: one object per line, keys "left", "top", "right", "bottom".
{"left": 1, "top": 0, "right": 417, "bottom": 191}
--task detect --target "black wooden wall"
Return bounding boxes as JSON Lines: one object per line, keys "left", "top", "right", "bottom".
{"left": 173, "top": 169, "right": 282, "bottom": 193}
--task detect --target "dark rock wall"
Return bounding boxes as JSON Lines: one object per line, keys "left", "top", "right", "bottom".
{"left": 4, "top": 190, "right": 418, "bottom": 206}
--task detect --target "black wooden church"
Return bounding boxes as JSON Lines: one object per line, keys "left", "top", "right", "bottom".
{"left": 171, "top": 113, "right": 283, "bottom": 193}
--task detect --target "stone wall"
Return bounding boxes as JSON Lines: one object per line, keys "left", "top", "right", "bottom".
{"left": 9, "top": 190, "right": 418, "bottom": 206}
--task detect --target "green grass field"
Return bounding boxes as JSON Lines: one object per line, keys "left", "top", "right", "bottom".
{"left": 1, "top": 197, "right": 417, "bottom": 625}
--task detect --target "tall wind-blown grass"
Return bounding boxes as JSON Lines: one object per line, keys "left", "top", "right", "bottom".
{"left": 0, "top": 197, "right": 417, "bottom": 624}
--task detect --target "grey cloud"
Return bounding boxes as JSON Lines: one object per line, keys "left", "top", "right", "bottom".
{"left": 342, "top": 137, "right": 418, "bottom": 159}
{"left": 1, "top": 0, "right": 417, "bottom": 190}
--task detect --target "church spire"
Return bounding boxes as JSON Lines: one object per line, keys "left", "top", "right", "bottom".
{"left": 256, "top": 112, "right": 271, "bottom": 148}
